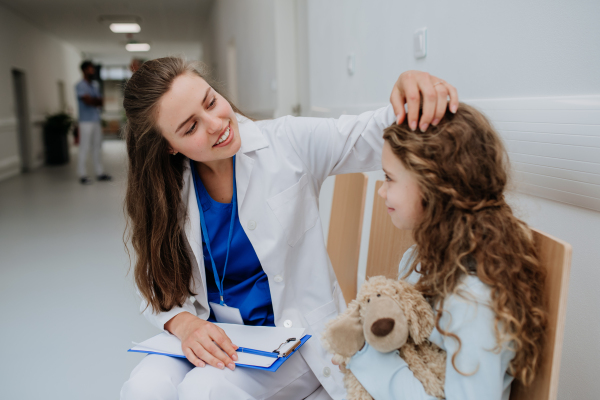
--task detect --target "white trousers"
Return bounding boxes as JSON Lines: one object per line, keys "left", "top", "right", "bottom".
{"left": 78, "top": 121, "right": 104, "bottom": 178}
{"left": 120, "top": 353, "right": 332, "bottom": 400}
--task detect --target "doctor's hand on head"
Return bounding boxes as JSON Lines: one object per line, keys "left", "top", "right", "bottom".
{"left": 390, "top": 71, "right": 459, "bottom": 133}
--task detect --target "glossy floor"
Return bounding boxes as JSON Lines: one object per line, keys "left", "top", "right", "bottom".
{"left": 0, "top": 141, "right": 157, "bottom": 399}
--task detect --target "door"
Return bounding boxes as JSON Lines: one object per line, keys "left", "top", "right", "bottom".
{"left": 226, "top": 39, "right": 239, "bottom": 105}
{"left": 11, "top": 69, "right": 32, "bottom": 172}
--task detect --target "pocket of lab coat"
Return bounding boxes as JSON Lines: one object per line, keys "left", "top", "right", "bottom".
{"left": 267, "top": 173, "right": 319, "bottom": 247}
{"left": 304, "top": 283, "right": 343, "bottom": 336}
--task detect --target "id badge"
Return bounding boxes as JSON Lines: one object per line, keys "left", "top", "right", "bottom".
{"left": 209, "top": 302, "right": 244, "bottom": 325}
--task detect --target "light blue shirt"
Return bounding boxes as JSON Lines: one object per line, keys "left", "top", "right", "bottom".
{"left": 76, "top": 79, "right": 101, "bottom": 122}
{"left": 347, "top": 246, "right": 515, "bottom": 400}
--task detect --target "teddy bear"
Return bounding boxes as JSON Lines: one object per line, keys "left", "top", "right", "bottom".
{"left": 322, "top": 276, "right": 446, "bottom": 399}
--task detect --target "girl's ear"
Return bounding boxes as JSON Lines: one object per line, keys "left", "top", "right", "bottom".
{"left": 396, "top": 280, "right": 435, "bottom": 345}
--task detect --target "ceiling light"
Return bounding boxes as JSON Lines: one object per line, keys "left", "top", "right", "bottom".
{"left": 110, "top": 23, "right": 141, "bottom": 33}
{"left": 126, "top": 43, "right": 151, "bottom": 52}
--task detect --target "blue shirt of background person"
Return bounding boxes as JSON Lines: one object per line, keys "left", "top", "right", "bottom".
{"left": 191, "top": 160, "right": 275, "bottom": 326}
{"left": 76, "top": 79, "right": 102, "bottom": 122}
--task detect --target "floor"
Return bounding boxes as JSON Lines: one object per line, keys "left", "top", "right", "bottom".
{"left": 0, "top": 141, "right": 157, "bottom": 399}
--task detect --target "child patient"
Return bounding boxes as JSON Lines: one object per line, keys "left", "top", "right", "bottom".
{"left": 345, "top": 104, "right": 547, "bottom": 400}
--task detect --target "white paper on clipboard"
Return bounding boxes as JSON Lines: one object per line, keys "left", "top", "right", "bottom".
{"left": 129, "top": 324, "right": 306, "bottom": 368}
{"left": 129, "top": 333, "right": 277, "bottom": 368}
{"left": 214, "top": 323, "right": 305, "bottom": 353}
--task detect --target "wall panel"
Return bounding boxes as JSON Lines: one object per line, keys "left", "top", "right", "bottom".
{"left": 469, "top": 95, "right": 600, "bottom": 211}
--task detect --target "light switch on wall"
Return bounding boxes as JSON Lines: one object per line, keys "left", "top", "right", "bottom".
{"left": 347, "top": 53, "right": 355, "bottom": 76}
{"left": 413, "top": 27, "right": 427, "bottom": 59}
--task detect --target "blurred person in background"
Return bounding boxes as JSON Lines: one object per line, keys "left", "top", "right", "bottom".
{"left": 76, "top": 60, "right": 112, "bottom": 185}
{"left": 130, "top": 58, "right": 144, "bottom": 73}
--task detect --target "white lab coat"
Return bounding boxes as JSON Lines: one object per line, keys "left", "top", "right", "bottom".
{"left": 140, "top": 105, "right": 396, "bottom": 399}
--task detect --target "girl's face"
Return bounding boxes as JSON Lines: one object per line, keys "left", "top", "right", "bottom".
{"left": 378, "top": 142, "right": 424, "bottom": 230}
{"left": 156, "top": 73, "right": 241, "bottom": 163}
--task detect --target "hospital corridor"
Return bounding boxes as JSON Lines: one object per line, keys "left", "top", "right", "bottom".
{"left": 0, "top": 1, "right": 599, "bottom": 399}
{"left": 0, "top": 141, "right": 156, "bottom": 397}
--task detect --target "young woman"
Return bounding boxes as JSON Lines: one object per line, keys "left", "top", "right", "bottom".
{"left": 119, "top": 56, "right": 458, "bottom": 400}
{"left": 345, "top": 104, "right": 547, "bottom": 400}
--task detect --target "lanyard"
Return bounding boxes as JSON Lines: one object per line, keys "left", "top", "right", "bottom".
{"left": 191, "top": 157, "right": 237, "bottom": 306}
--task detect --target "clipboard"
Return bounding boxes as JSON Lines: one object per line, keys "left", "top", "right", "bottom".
{"left": 128, "top": 331, "right": 311, "bottom": 372}
{"left": 235, "top": 335, "right": 311, "bottom": 371}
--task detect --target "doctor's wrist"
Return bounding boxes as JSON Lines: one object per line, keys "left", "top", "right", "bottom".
{"left": 165, "top": 311, "right": 201, "bottom": 338}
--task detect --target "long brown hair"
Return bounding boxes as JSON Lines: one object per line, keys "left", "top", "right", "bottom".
{"left": 123, "top": 57, "right": 244, "bottom": 313}
{"left": 383, "top": 103, "right": 547, "bottom": 385}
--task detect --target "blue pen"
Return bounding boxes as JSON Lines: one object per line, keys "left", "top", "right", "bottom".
{"left": 236, "top": 347, "right": 279, "bottom": 359}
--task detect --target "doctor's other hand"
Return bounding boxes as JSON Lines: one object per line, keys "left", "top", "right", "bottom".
{"left": 390, "top": 71, "right": 459, "bottom": 132}
{"left": 165, "top": 311, "right": 239, "bottom": 371}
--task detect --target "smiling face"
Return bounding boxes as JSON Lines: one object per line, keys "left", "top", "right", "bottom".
{"left": 155, "top": 72, "right": 241, "bottom": 163}
{"left": 378, "top": 141, "right": 424, "bottom": 230}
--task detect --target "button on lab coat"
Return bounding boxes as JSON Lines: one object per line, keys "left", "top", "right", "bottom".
{"left": 140, "top": 105, "right": 396, "bottom": 399}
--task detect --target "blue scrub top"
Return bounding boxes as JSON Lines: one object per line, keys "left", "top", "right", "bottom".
{"left": 191, "top": 160, "right": 275, "bottom": 326}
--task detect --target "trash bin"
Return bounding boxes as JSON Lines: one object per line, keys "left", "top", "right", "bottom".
{"left": 44, "top": 113, "right": 73, "bottom": 165}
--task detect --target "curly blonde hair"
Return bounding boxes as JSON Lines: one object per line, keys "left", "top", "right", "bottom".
{"left": 383, "top": 103, "right": 547, "bottom": 385}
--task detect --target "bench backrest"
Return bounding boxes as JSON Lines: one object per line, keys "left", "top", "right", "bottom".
{"left": 327, "top": 173, "right": 368, "bottom": 304}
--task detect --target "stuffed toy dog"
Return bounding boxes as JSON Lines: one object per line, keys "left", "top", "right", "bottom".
{"left": 322, "top": 276, "right": 446, "bottom": 399}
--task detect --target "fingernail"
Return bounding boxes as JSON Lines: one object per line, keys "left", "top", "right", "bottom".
{"left": 199, "top": 362, "right": 205, "bottom": 368}
{"left": 228, "top": 363, "right": 235, "bottom": 371}
{"left": 451, "top": 104, "right": 458, "bottom": 113}
{"left": 231, "top": 354, "right": 238, "bottom": 361}
{"left": 396, "top": 116, "right": 401, "bottom": 125}
{"left": 420, "top": 123, "right": 429, "bottom": 132}
{"left": 432, "top": 118, "right": 440, "bottom": 126}
{"left": 218, "top": 362, "right": 224, "bottom": 369}
{"left": 410, "top": 121, "right": 417, "bottom": 131}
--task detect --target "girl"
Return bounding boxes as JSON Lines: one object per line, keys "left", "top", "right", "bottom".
{"left": 345, "top": 103, "right": 547, "bottom": 399}
{"left": 119, "top": 57, "right": 458, "bottom": 400}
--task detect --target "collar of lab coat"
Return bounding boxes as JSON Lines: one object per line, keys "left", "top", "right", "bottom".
{"left": 235, "top": 113, "right": 268, "bottom": 207}
{"left": 236, "top": 113, "right": 269, "bottom": 153}
{"left": 180, "top": 113, "right": 268, "bottom": 310}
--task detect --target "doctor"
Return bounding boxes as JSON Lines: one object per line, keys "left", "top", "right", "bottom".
{"left": 120, "top": 57, "right": 458, "bottom": 400}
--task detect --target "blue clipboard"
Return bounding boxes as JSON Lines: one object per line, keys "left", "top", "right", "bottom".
{"left": 128, "top": 335, "right": 311, "bottom": 372}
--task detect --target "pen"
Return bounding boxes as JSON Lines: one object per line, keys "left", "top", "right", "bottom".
{"left": 236, "top": 347, "right": 279, "bottom": 359}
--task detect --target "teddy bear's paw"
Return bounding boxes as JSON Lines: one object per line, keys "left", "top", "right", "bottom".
{"left": 323, "top": 316, "right": 365, "bottom": 358}
{"left": 332, "top": 354, "right": 349, "bottom": 368}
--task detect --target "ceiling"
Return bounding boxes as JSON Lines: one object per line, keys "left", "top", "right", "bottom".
{"left": 0, "top": 0, "right": 212, "bottom": 65}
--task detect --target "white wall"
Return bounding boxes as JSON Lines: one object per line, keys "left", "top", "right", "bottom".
{"left": 0, "top": 3, "right": 82, "bottom": 180}
{"left": 203, "top": 0, "right": 599, "bottom": 397}
{"left": 202, "top": 0, "right": 301, "bottom": 119}
{"left": 303, "top": 1, "right": 600, "bottom": 399}
{"left": 203, "top": 0, "right": 278, "bottom": 119}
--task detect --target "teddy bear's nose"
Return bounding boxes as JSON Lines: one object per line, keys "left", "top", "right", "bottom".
{"left": 371, "top": 318, "right": 395, "bottom": 337}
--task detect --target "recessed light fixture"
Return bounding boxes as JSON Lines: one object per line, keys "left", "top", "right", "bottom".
{"left": 126, "top": 43, "right": 151, "bottom": 52}
{"left": 110, "top": 23, "right": 141, "bottom": 33}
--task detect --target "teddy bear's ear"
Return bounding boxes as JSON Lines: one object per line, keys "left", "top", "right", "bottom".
{"left": 395, "top": 281, "right": 435, "bottom": 345}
